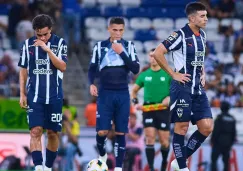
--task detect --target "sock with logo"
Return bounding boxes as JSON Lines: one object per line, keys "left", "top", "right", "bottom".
{"left": 32, "top": 151, "right": 43, "bottom": 166}
{"left": 145, "top": 145, "right": 155, "bottom": 170}
{"left": 96, "top": 133, "right": 107, "bottom": 156}
{"left": 186, "top": 130, "right": 207, "bottom": 158}
{"left": 114, "top": 135, "right": 126, "bottom": 168}
{"left": 173, "top": 133, "right": 187, "bottom": 169}
{"left": 45, "top": 148, "right": 57, "bottom": 168}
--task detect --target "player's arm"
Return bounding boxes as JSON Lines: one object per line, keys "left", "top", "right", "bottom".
{"left": 33, "top": 39, "right": 67, "bottom": 72}
{"left": 112, "top": 42, "right": 140, "bottom": 74}
{"left": 18, "top": 43, "right": 28, "bottom": 108}
{"left": 88, "top": 43, "right": 99, "bottom": 96}
{"left": 152, "top": 32, "right": 190, "bottom": 83}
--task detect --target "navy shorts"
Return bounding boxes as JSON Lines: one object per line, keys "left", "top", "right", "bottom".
{"left": 97, "top": 89, "right": 130, "bottom": 133}
{"left": 170, "top": 81, "right": 212, "bottom": 125}
{"left": 27, "top": 99, "right": 63, "bottom": 132}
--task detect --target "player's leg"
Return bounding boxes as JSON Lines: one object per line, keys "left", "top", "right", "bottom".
{"left": 156, "top": 109, "right": 171, "bottom": 171}
{"left": 28, "top": 100, "right": 45, "bottom": 171}
{"left": 186, "top": 93, "right": 213, "bottom": 158}
{"left": 170, "top": 83, "right": 192, "bottom": 170}
{"left": 142, "top": 111, "right": 157, "bottom": 171}
{"left": 113, "top": 91, "right": 130, "bottom": 171}
{"left": 96, "top": 90, "right": 114, "bottom": 162}
{"left": 44, "top": 100, "right": 63, "bottom": 171}
{"left": 222, "top": 148, "right": 230, "bottom": 171}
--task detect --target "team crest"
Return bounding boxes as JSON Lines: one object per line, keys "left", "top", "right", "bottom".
{"left": 177, "top": 108, "right": 183, "bottom": 118}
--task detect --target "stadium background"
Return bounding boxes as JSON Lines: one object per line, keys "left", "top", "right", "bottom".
{"left": 0, "top": 0, "right": 243, "bottom": 170}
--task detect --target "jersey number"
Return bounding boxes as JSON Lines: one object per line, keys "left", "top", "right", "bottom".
{"left": 51, "top": 113, "right": 62, "bottom": 122}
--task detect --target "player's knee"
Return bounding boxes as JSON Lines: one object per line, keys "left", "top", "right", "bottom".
{"left": 47, "top": 130, "right": 59, "bottom": 140}
{"left": 174, "top": 122, "right": 189, "bottom": 135}
{"left": 160, "top": 138, "right": 170, "bottom": 148}
{"left": 98, "top": 130, "right": 109, "bottom": 136}
{"left": 30, "top": 127, "right": 43, "bottom": 138}
{"left": 199, "top": 123, "right": 213, "bottom": 136}
{"left": 145, "top": 136, "right": 155, "bottom": 145}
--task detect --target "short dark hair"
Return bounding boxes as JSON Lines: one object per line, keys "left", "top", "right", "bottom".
{"left": 109, "top": 17, "right": 125, "bottom": 25}
{"left": 185, "top": 2, "right": 206, "bottom": 16}
{"left": 32, "top": 14, "right": 53, "bottom": 30}
{"left": 150, "top": 48, "right": 155, "bottom": 52}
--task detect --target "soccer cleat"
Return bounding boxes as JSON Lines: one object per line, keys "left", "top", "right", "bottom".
{"left": 171, "top": 159, "right": 189, "bottom": 171}
{"left": 43, "top": 166, "right": 52, "bottom": 171}
{"left": 98, "top": 153, "right": 107, "bottom": 163}
{"left": 114, "top": 167, "right": 122, "bottom": 171}
{"left": 35, "top": 165, "right": 43, "bottom": 171}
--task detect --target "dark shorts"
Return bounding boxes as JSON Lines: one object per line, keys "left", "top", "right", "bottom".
{"left": 97, "top": 89, "right": 130, "bottom": 133}
{"left": 27, "top": 99, "right": 63, "bottom": 132}
{"left": 143, "top": 109, "right": 171, "bottom": 131}
{"left": 170, "top": 81, "right": 212, "bottom": 125}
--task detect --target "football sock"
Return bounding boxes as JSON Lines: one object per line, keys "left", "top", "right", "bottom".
{"left": 186, "top": 130, "right": 207, "bottom": 158}
{"left": 32, "top": 151, "right": 43, "bottom": 166}
{"left": 45, "top": 148, "right": 57, "bottom": 168}
{"left": 173, "top": 133, "right": 187, "bottom": 169}
{"left": 145, "top": 145, "right": 155, "bottom": 170}
{"left": 96, "top": 133, "right": 107, "bottom": 156}
{"left": 114, "top": 135, "right": 126, "bottom": 168}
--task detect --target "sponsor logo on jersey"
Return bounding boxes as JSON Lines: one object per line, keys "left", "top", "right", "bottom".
{"left": 160, "top": 77, "right": 165, "bottom": 81}
{"left": 35, "top": 59, "right": 50, "bottom": 65}
{"left": 145, "top": 76, "right": 152, "bottom": 81}
{"left": 191, "top": 61, "right": 204, "bottom": 66}
{"left": 33, "top": 68, "right": 53, "bottom": 74}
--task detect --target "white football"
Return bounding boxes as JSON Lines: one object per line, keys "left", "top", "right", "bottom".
{"left": 87, "top": 159, "right": 108, "bottom": 171}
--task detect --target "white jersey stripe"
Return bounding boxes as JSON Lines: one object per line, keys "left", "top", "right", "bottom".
{"left": 56, "top": 39, "right": 64, "bottom": 97}
{"left": 180, "top": 29, "right": 187, "bottom": 73}
{"left": 46, "top": 42, "right": 51, "bottom": 104}
{"left": 91, "top": 45, "right": 97, "bottom": 63}
{"left": 131, "top": 44, "right": 136, "bottom": 61}
{"left": 25, "top": 39, "right": 30, "bottom": 89}
{"left": 169, "top": 36, "right": 182, "bottom": 50}
{"left": 192, "top": 35, "right": 198, "bottom": 94}
{"left": 33, "top": 46, "right": 39, "bottom": 103}
{"left": 21, "top": 45, "right": 26, "bottom": 65}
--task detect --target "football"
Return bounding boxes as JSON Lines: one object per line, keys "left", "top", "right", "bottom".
{"left": 86, "top": 159, "right": 108, "bottom": 171}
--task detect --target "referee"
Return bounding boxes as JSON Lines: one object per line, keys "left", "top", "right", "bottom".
{"left": 131, "top": 48, "right": 172, "bottom": 171}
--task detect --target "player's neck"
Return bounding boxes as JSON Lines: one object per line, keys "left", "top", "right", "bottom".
{"left": 188, "top": 23, "right": 200, "bottom": 35}
{"left": 150, "top": 65, "right": 161, "bottom": 71}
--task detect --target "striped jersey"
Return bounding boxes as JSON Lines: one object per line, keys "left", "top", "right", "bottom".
{"left": 88, "top": 38, "right": 140, "bottom": 90}
{"left": 162, "top": 24, "right": 206, "bottom": 94}
{"left": 18, "top": 34, "right": 68, "bottom": 104}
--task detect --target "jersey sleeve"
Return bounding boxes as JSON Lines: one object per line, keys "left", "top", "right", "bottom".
{"left": 18, "top": 43, "right": 28, "bottom": 68}
{"left": 162, "top": 31, "right": 182, "bottom": 52}
{"left": 58, "top": 39, "right": 68, "bottom": 63}
{"left": 135, "top": 72, "right": 144, "bottom": 87}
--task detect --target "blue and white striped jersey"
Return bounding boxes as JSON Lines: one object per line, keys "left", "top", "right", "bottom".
{"left": 88, "top": 38, "right": 140, "bottom": 90}
{"left": 162, "top": 24, "right": 206, "bottom": 94}
{"left": 18, "top": 34, "right": 68, "bottom": 104}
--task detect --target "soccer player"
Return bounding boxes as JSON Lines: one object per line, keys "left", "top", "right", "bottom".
{"left": 131, "top": 48, "right": 172, "bottom": 171}
{"left": 152, "top": 2, "right": 213, "bottom": 171}
{"left": 88, "top": 17, "right": 139, "bottom": 171}
{"left": 18, "top": 14, "right": 67, "bottom": 171}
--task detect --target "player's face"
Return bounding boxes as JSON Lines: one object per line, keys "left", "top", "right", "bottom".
{"left": 35, "top": 27, "right": 52, "bottom": 43}
{"left": 108, "top": 24, "right": 124, "bottom": 40}
{"left": 193, "top": 10, "right": 208, "bottom": 29}
{"left": 149, "top": 51, "right": 158, "bottom": 66}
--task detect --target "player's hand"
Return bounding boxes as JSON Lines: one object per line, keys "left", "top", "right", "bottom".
{"left": 200, "top": 72, "right": 206, "bottom": 87}
{"left": 112, "top": 43, "right": 123, "bottom": 54}
{"left": 162, "top": 96, "right": 170, "bottom": 107}
{"left": 33, "top": 39, "right": 49, "bottom": 52}
{"left": 172, "top": 72, "right": 191, "bottom": 84}
{"left": 90, "top": 84, "right": 98, "bottom": 96}
{"left": 19, "top": 94, "right": 28, "bottom": 109}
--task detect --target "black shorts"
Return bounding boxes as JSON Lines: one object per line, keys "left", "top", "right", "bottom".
{"left": 142, "top": 109, "right": 171, "bottom": 131}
